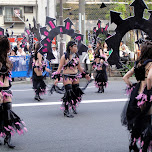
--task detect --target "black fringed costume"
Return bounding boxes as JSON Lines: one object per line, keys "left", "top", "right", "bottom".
{"left": 60, "top": 84, "right": 84, "bottom": 111}
{"left": 32, "top": 53, "right": 46, "bottom": 101}
{"left": 121, "top": 59, "right": 152, "bottom": 151}
{"left": 32, "top": 67, "right": 46, "bottom": 95}
{"left": 52, "top": 53, "right": 86, "bottom": 115}
{"left": 93, "top": 54, "right": 108, "bottom": 93}
{"left": 0, "top": 63, "right": 27, "bottom": 139}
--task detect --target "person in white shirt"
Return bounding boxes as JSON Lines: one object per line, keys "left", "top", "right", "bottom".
{"left": 16, "top": 41, "right": 26, "bottom": 76}
{"left": 82, "top": 48, "right": 95, "bottom": 79}
{"left": 119, "top": 41, "right": 131, "bottom": 64}
{"left": 51, "top": 44, "right": 60, "bottom": 72}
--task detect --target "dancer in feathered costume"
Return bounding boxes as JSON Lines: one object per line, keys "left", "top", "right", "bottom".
{"left": 52, "top": 41, "right": 90, "bottom": 118}
{"left": 0, "top": 36, "right": 27, "bottom": 148}
{"left": 93, "top": 40, "right": 108, "bottom": 93}
{"left": 32, "top": 42, "right": 50, "bottom": 101}
{"left": 121, "top": 41, "right": 152, "bottom": 152}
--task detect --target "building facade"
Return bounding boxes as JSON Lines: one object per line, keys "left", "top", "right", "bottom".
{"left": 0, "top": 0, "right": 56, "bottom": 35}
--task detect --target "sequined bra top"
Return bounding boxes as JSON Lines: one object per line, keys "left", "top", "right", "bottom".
{"left": 33, "top": 53, "right": 46, "bottom": 71}
{"left": 63, "top": 53, "right": 79, "bottom": 70}
{"left": 134, "top": 59, "right": 152, "bottom": 81}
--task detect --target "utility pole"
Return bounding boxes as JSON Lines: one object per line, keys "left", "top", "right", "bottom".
{"left": 36, "top": 0, "right": 38, "bottom": 21}
{"left": 59, "top": 0, "right": 63, "bottom": 57}
{"left": 79, "top": 0, "right": 86, "bottom": 44}
{"left": 47, "top": 0, "right": 49, "bottom": 16}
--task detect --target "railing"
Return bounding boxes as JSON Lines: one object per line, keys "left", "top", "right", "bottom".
{"left": 4, "top": 16, "right": 25, "bottom": 23}
{"left": 107, "top": 61, "right": 135, "bottom": 77}
{"left": 9, "top": 56, "right": 50, "bottom": 78}
{"left": 9, "top": 55, "right": 135, "bottom": 78}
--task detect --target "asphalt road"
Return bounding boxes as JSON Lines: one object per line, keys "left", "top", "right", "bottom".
{"left": 0, "top": 79, "right": 133, "bottom": 152}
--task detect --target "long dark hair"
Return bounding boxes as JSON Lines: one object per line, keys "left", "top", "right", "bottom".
{"left": 94, "top": 40, "right": 102, "bottom": 54}
{"left": 138, "top": 41, "right": 152, "bottom": 64}
{"left": 34, "top": 42, "right": 41, "bottom": 60}
{"left": 0, "top": 36, "right": 12, "bottom": 71}
{"left": 66, "top": 41, "right": 78, "bottom": 59}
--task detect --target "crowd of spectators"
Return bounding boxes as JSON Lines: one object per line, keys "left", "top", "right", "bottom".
{"left": 8, "top": 40, "right": 133, "bottom": 81}
{"left": 9, "top": 41, "right": 28, "bottom": 72}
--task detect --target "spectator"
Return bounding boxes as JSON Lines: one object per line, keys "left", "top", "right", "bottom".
{"left": 16, "top": 42, "right": 27, "bottom": 75}
{"left": 17, "top": 47, "right": 26, "bottom": 56}
{"left": 82, "top": 51, "right": 90, "bottom": 72}
{"left": 10, "top": 46, "right": 18, "bottom": 70}
{"left": 119, "top": 41, "right": 131, "bottom": 64}
{"left": 23, "top": 44, "right": 29, "bottom": 54}
{"left": 9, "top": 46, "right": 18, "bottom": 81}
{"left": 88, "top": 44, "right": 94, "bottom": 54}
{"left": 10, "top": 50, "right": 16, "bottom": 56}
{"left": 88, "top": 48, "right": 94, "bottom": 79}
{"left": 51, "top": 44, "right": 59, "bottom": 72}
{"left": 10, "top": 49, "right": 17, "bottom": 72}
{"left": 103, "top": 42, "right": 109, "bottom": 57}
{"left": 16, "top": 41, "right": 26, "bottom": 56}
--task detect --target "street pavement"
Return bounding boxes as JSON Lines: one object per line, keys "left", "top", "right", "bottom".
{"left": 0, "top": 79, "right": 135, "bottom": 152}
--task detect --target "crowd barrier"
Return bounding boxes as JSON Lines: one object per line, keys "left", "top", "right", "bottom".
{"left": 9, "top": 55, "right": 50, "bottom": 78}
{"left": 9, "top": 56, "right": 134, "bottom": 78}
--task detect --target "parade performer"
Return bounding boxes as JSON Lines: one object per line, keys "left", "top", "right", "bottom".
{"left": 93, "top": 40, "right": 108, "bottom": 93}
{"left": 0, "top": 36, "right": 27, "bottom": 148}
{"left": 121, "top": 41, "right": 152, "bottom": 152}
{"left": 52, "top": 41, "right": 90, "bottom": 118}
{"left": 32, "top": 42, "right": 50, "bottom": 101}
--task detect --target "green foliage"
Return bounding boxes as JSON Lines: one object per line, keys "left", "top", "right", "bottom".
{"left": 105, "top": 3, "right": 131, "bottom": 20}
{"left": 113, "top": 4, "right": 128, "bottom": 19}
{"left": 56, "top": 2, "right": 152, "bottom": 21}
{"left": 86, "top": 39, "right": 89, "bottom": 46}
{"left": 98, "top": 33, "right": 107, "bottom": 45}
{"left": 119, "top": 61, "right": 135, "bottom": 77}
{"left": 144, "top": 4, "right": 152, "bottom": 19}
{"left": 57, "top": 3, "right": 130, "bottom": 20}
{"left": 112, "top": 0, "right": 152, "bottom": 2}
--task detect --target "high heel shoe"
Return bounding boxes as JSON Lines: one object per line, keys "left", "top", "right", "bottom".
{"left": 73, "top": 109, "right": 77, "bottom": 114}
{"left": 97, "top": 88, "right": 101, "bottom": 93}
{"left": 34, "top": 94, "right": 41, "bottom": 101}
{"left": 38, "top": 95, "right": 43, "bottom": 100}
{"left": 102, "top": 88, "right": 104, "bottom": 93}
{"left": 64, "top": 110, "right": 74, "bottom": 118}
{"left": 4, "top": 134, "right": 15, "bottom": 149}
{"left": 72, "top": 107, "right": 77, "bottom": 114}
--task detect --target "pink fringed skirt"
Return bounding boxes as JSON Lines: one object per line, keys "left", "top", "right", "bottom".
{"left": 0, "top": 87, "right": 27, "bottom": 138}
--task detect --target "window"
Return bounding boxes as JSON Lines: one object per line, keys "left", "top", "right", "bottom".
{"left": 0, "top": 7, "right": 3, "bottom": 15}
{"left": 4, "top": 7, "right": 24, "bottom": 23}
{"left": 5, "top": 7, "right": 23, "bottom": 17}
{"left": 24, "top": 6, "right": 33, "bottom": 13}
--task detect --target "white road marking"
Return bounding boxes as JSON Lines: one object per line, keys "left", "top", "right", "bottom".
{"left": 12, "top": 89, "right": 33, "bottom": 92}
{"left": 12, "top": 98, "right": 127, "bottom": 107}
{"left": 12, "top": 86, "right": 96, "bottom": 92}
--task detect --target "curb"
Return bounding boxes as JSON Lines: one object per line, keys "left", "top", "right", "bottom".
{"left": 11, "top": 77, "right": 136, "bottom": 85}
